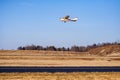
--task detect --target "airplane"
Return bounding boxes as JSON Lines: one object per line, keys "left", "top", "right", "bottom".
{"left": 60, "top": 15, "right": 78, "bottom": 23}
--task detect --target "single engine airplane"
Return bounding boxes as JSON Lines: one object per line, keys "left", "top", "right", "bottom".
{"left": 60, "top": 15, "right": 78, "bottom": 23}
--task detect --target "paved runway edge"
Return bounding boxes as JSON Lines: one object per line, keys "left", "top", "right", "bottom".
{"left": 0, "top": 66, "right": 120, "bottom": 72}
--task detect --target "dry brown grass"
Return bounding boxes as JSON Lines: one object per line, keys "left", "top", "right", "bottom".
{"left": 89, "top": 45, "right": 120, "bottom": 56}
{"left": 0, "top": 50, "right": 120, "bottom": 66}
{"left": 0, "top": 72, "right": 120, "bottom": 80}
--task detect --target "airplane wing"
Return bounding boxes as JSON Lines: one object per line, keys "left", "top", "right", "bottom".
{"left": 64, "top": 15, "right": 70, "bottom": 19}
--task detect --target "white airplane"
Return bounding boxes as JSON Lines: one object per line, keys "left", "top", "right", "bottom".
{"left": 60, "top": 15, "right": 78, "bottom": 23}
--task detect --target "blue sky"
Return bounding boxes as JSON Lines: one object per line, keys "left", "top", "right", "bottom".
{"left": 0, "top": 0, "right": 120, "bottom": 49}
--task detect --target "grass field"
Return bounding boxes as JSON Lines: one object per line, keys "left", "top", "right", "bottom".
{"left": 0, "top": 50, "right": 120, "bottom": 80}
{"left": 0, "top": 50, "right": 120, "bottom": 66}
{"left": 0, "top": 72, "right": 120, "bottom": 80}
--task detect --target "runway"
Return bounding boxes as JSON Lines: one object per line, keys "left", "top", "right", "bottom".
{"left": 0, "top": 66, "right": 120, "bottom": 72}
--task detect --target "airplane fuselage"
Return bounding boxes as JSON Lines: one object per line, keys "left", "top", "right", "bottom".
{"left": 60, "top": 18, "right": 70, "bottom": 23}
{"left": 60, "top": 15, "right": 78, "bottom": 23}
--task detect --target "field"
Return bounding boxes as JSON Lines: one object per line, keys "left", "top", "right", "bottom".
{"left": 0, "top": 72, "right": 120, "bottom": 80}
{"left": 0, "top": 50, "right": 120, "bottom": 80}
{"left": 0, "top": 50, "right": 120, "bottom": 66}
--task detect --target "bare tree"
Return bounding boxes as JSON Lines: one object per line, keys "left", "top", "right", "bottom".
{"left": 71, "top": 45, "right": 79, "bottom": 52}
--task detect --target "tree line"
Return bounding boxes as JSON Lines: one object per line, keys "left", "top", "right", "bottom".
{"left": 18, "top": 42, "right": 120, "bottom": 52}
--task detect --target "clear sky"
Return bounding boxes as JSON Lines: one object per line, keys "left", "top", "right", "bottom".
{"left": 0, "top": 0, "right": 120, "bottom": 49}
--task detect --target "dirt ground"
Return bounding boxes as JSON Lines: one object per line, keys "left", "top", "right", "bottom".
{"left": 0, "top": 50, "right": 120, "bottom": 66}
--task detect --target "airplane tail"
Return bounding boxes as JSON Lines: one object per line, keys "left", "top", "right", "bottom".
{"left": 72, "top": 17, "right": 78, "bottom": 20}
{"left": 70, "top": 17, "right": 78, "bottom": 22}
